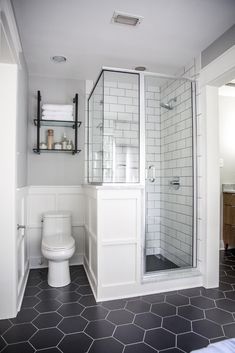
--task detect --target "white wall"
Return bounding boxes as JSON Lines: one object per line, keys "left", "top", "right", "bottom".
{"left": 219, "top": 88, "right": 235, "bottom": 184}
{"left": 28, "top": 75, "right": 85, "bottom": 185}
{"left": 27, "top": 186, "right": 84, "bottom": 268}
{"left": 17, "top": 53, "right": 28, "bottom": 188}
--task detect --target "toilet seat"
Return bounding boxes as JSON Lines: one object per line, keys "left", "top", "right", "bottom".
{"left": 42, "top": 234, "right": 75, "bottom": 252}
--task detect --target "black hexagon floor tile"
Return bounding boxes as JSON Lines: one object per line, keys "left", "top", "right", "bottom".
{"left": 125, "top": 299, "right": 151, "bottom": 314}
{"left": 200, "top": 288, "right": 225, "bottom": 299}
{"left": 223, "top": 322, "right": 235, "bottom": 338}
{"left": 225, "top": 290, "right": 235, "bottom": 300}
{"left": 3, "top": 323, "right": 37, "bottom": 344}
{"left": 205, "top": 307, "right": 234, "bottom": 325}
{"left": 81, "top": 306, "right": 109, "bottom": 321}
{"left": 30, "top": 327, "right": 63, "bottom": 350}
{"left": 37, "top": 289, "right": 60, "bottom": 301}
{"left": 192, "top": 319, "right": 224, "bottom": 339}
{"left": 10, "top": 308, "right": 38, "bottom": 324}
{"left": 58, "top": 315, "right": 88, "bottom": 334}
{"left": 56, "top": 291, "right": 81, "bottom": 303}
{"left": 79, "top": 294, "right": 98, "bottom": 307}
{"left": 177, "top": 332, "right": 209, "bottom": 352}
{"left": 0, "top": 336, "right": 6, "bottom": 351}
{"left": 145, "top": 327, "right": 176, "bottom": 351}
{"left": 0, "top": 319, "right": 12, "bottom": 335}
{"left": 178, "top": 287, "right": 202, "bottom": 297}
{"left": 178, "top": 305, "right": 204, "bottom": 321}
{"left": 190, "top": 296, "right": 216, "bottom": 309}
{"left": 134, "top": 312, "right": 162, "bottom": 329}
{"left": 151, "top": 302, "right": 176, "bottom": 317}
{"left": 85, "top": 319, "right": 115, "bottom": 339}
{"left": 107, "top": 309, "right": 134, "bottom": 325}
{"left": 32, "top": 312, "right": 62, "bottom": 329}
{"left": 114, "top": 324, "right": 144, "bottom": 344}
{"left": 1, "top": 251, "right": 235, "bottom": 353}
{"left": 101, "top": 299, "right": 126, "bottom": 310}
{"left": 166, "top": 294, "right": 189, "bottom": 306}
{"left": 89, "top": 337, "right": 124, "bottom": 353}
{"left": 1, "top": 341, "right": 35, "bottom": 353}
{"left": 76, "top": 285, "right": 93, "bottom": 295}
{"left": 57, "top": 302, "right": 84, "bottom": 317}
{"left": 35, "top": 299, "right": 61, "bottom": 313}
{"left": 216, "top": 298, "right": 235, "bottom": 312}
{"left": 58, "top": 332, "right": 92, "bottom": 353}
{"left": 24, "top": 286, "right": 41, "bottom": 297}
{"left": 124, "top": 342, "right": 157, "bottom": 353}
{"left": 163, "top": 315, "right": 191, "bottom": 334}
{"left": 141, "top": 293, "right": 165, "bottom": 303}
{"left": 21, "top": 296, "right": 40, "bottom": 308}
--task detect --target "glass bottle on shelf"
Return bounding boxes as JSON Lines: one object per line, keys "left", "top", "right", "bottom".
{"left": 61, "top": 133, "right": 68, "bottom": 150}
{"left": 47, "top": 129, "right": 54, "bottom": 149}
{"left": 67, "top": 140, "right": 73, "bottom": 151}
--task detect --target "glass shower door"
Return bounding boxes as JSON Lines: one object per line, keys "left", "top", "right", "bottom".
{"left": 145, "top": 75, "right": 195, "bottom": 273}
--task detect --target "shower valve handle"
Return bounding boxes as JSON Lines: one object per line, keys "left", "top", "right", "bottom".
{"left": 147, "top": 165, "right": 156, "bottom": 182}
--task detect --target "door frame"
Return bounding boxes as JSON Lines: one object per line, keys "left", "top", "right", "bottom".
{"left": 200, "top": 45, "right": 235, "bottom": 287}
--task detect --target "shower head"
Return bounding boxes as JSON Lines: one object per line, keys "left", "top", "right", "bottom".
{"left": 160, "top": 97, "right": 177, "bottom": 110}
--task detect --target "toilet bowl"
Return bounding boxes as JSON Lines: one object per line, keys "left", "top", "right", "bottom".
{"left": 41, "top": 211, "right": 75, "bottom": 287}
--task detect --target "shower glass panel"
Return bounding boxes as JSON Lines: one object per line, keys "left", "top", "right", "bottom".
{"left": 145, "top": 76, "right": 195, "bottom": 273}
{"left": 88, "top": 72, "right": 104, "bottom": 183}
{"left": 88, "top": 70, "right": 140, "bottom": 183}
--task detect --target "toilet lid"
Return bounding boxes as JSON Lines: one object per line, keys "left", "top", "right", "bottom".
{"left": 42, "top": 234, "right": 75, "bottom": 251}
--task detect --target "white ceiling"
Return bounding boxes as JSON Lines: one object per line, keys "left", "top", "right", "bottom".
{"left": 12, "top": 0, "right": 235, "bottom": 80}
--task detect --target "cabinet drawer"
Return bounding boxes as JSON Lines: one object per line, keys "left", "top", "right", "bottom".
{"left": 223, "top": 193, "right": 235, "bottom": 206}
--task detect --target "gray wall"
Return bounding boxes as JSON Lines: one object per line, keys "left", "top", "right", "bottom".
{"left": 16, "top": 53, "right": 28, "bottom": 188}
{"left": 201, "top": 25, "right": 235, "bottom": 68}
{"left": 28, "top": 75, "right": 85, "bottom": 185}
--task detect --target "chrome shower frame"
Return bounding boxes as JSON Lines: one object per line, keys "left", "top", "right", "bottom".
{"left": 88, "top": 66, "right": 198, "bottom": 280}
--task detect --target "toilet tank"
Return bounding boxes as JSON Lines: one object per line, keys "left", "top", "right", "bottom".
{"left": 42, "top": 211, "right": 72, "bottom": 238}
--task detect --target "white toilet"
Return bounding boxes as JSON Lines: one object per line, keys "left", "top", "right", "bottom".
{"left": 41, "top": 211, "right": 75, "bottom": 287}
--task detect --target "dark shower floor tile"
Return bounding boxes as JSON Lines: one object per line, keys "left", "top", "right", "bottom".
{"left": 146, "top": 254, "right": 179, "bottom": 272}
{"left": 1, "top": 253, "right": 235, "bottom": 352}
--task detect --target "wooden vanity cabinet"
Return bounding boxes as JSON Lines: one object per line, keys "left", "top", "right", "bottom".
{"left": 223, "top": 192, "right": 235, "bottom": 250}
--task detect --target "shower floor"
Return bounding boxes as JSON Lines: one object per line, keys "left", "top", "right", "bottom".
{"left": 146, "top": 254, "right": 179, "bottom": 272}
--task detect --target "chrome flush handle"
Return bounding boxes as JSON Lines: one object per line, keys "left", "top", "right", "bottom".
{"left": 17, "top": 224, "right": 26, "bottom": 230}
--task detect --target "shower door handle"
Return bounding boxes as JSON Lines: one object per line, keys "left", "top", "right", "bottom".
{"left": 146, "top": 165, "right": 156, "bottom": 182}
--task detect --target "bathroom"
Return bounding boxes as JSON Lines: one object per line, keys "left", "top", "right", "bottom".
{"left": 1, "top": 1, "right": 235, "bottom": 352}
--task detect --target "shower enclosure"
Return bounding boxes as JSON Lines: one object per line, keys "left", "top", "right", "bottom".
{"left": 88, "top": 68, "right": 196, "bottom": 275}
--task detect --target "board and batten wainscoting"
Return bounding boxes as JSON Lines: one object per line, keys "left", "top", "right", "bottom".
{"left": 27, "top": 186, "right": 84, "bottom": 268}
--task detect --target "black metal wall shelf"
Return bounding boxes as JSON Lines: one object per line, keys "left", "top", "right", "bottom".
{"left": 33, "top": 91, "right": 82, "bottom": 155}
{"left": 33, "top": 148, "right": 81, "bottom": 155}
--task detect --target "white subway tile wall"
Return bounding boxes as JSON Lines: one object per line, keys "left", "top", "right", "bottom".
{"left": 160, "top": 78, "right": 193, "bottom": 267}
{"left": 88, "top": 71, "right": 140, "bottom": 183}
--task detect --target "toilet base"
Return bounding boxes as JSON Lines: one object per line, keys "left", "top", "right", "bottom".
{"left": 48, "top": 260, "right": 71, "bottom": 287}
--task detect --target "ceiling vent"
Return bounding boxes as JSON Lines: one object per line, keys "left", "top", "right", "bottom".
{"left": 112, "top": 11, "right": 143, "bottom": 26}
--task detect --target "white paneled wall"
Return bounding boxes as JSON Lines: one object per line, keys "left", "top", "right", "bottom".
{"left": 27, "top": 186, "right": 84, "bottom": 268}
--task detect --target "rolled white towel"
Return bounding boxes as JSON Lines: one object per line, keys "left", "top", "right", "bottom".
{"left": 42, "top": 110, "right": 73, "bottom": 117}
{"left": 42, "top": 104, "right": 73, "bottom": 112}
{"left": 42, "top": 115, "right": 73, "bottom": 122}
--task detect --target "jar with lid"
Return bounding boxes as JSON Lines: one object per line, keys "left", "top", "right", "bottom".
{"left": 47, "top": 129, "right": 54, "bottom": 149}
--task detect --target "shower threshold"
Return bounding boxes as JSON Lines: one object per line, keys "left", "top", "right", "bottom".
{"left": 146, "top": 254, "right": 179, "bottom": 272}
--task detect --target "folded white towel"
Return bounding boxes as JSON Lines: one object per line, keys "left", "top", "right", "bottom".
{"left": 42, "top": 115, "right": 73, "bottom": 122}
{"left": 42, "top": 104, "right": 73, "bottom": 112}
{"left": 42, "top": 110, "right": 73, "bottom": 117}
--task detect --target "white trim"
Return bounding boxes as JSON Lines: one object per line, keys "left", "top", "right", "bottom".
{"left": 200, "top": 45, "right": 235, "bottom": 288}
